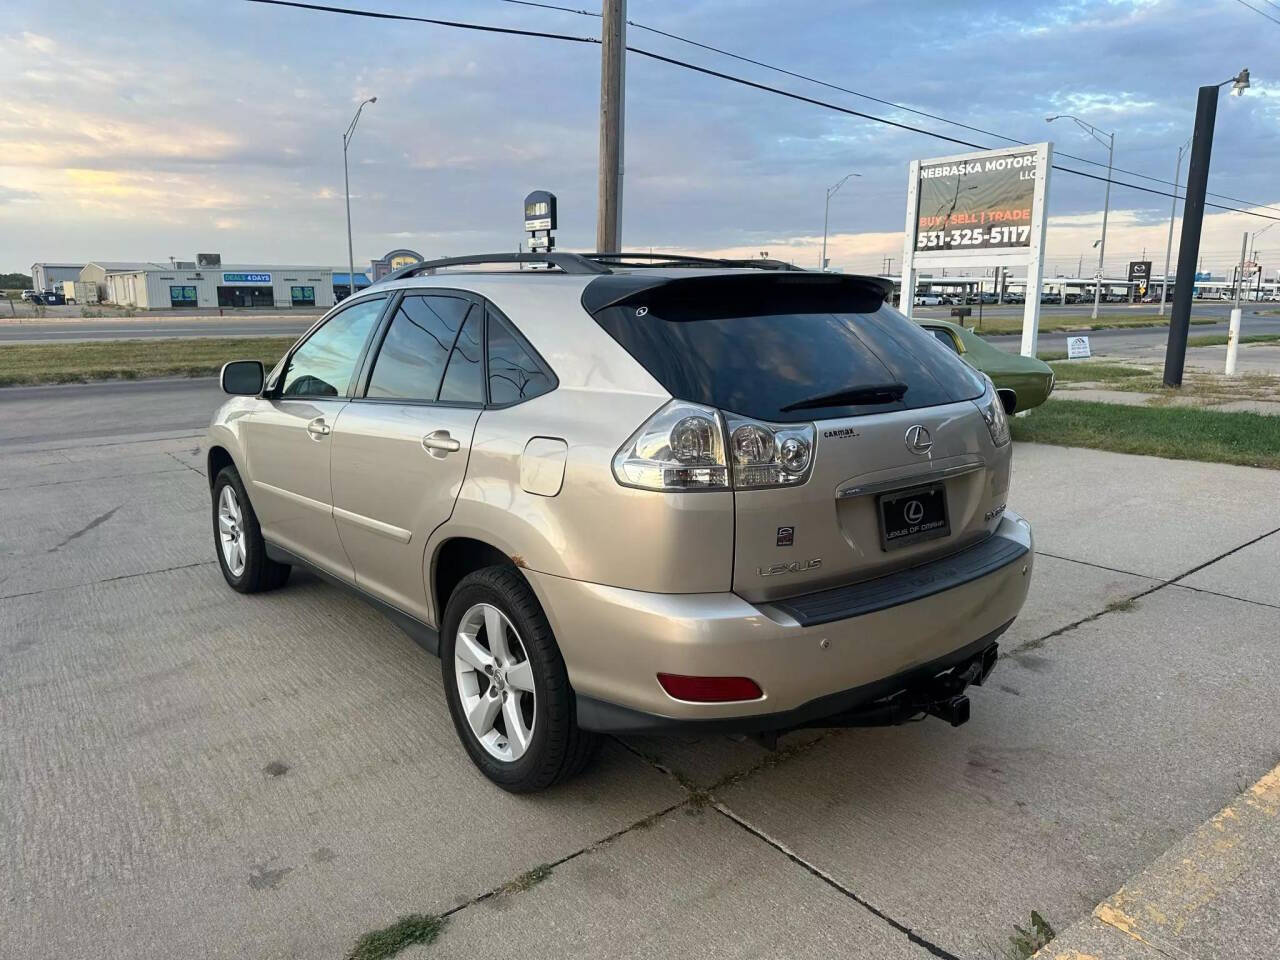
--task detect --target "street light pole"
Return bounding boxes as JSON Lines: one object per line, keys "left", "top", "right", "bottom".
{"left": 1047, "top": 114, "right": 1114, "bottom": 320}
{"left": 342, "top": 96, "right": 377, "bottom": 300}
{"left": 1164, "top": 68, "right": 1250, "bottom": 387}
{"left": 820, "top": 172, "right": 860, "bottom": 272}
{"left": 1159, "top": 138, "right": 1191, "bottom": 317}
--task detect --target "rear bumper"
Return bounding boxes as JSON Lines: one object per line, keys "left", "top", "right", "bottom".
{"left": 527, "top": 511, "right": 1034, "bottom": 732}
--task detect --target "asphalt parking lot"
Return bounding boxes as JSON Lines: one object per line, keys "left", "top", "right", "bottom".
{"left": 4, "top": 383, "right": 1280, "bottom": 959}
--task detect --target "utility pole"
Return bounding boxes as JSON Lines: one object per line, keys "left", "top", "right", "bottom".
{"left": 1159, "top": 139, "right": 1190, "bottom": 317}
{"left": 596, "top": 0, "right": 626, "bottom": 253}
{"left": 1165, "top": 69, "right": 1249, "bottom": 387}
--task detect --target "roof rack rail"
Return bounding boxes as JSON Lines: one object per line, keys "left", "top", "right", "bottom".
{"left": 583, "top": 252, "right": 802, "bottom": 271}
{"left": 376, "top": 252, "right": 611, "bottom": 284}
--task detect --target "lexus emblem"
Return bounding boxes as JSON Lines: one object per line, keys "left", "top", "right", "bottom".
{"left": 905, "top": 424, "right": 933, "bottom": 454}
{"left": 904, "top": 500, "right": 925, "bottom": 524}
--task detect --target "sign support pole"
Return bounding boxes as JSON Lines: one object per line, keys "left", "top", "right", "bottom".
{"left": 1021, "top": 142, "right": 1052, "bottom": 358}
{"left": 900, "top": 160, "right": 921, "bottom": 320}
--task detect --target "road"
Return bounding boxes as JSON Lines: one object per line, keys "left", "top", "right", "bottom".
{"left": 0, "top": 377, "right": 223, "bottom": 447}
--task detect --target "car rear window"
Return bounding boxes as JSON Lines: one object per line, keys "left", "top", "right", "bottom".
{"left": 588, "top": 274, "right": 984, "bottom": 423}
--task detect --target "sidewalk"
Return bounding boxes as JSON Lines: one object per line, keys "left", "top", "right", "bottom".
{"left": 1036, "top": 763, "right": 1280, "bottom": 959}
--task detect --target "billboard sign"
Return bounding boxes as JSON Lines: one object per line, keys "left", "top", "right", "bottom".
{"left": 222, "top": 272, "right": 271, "bottom": 284}
{"left": 902, "top": 142, "right": 1052, "bottom": 358}
{"left": 914, "top": 149, "right": 1039, "bottom": 253}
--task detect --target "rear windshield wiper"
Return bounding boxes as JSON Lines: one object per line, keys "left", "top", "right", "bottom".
{"left": 780, "top": 382, "right": 908, "bottom": 413}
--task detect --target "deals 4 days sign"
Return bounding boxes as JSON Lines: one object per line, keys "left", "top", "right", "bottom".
{"left": 915, "top": 149, "right": 1040, "bottom": 252}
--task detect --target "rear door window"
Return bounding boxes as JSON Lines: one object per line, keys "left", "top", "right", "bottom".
{"left": 438, "top": 309, "right": 485, "bottom": 404}
{"left": 589, "top": 275, "right": 983, "bottom": 423}
{"left": 366, "top": 294, "right": 472, "bottom": 401}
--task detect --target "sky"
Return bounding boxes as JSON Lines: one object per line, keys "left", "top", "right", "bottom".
{"left": 1, "top": 0, "right": 1277, "bottom": 278}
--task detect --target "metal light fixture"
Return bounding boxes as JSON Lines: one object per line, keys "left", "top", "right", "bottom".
{"left": 1231, "top": 68, "right": 1250, "bottom": 96}
{"left": 1047, "top": 114, "right": 1115, "bottom": 320}
{"left": 342, "top": 96, "right": 378, "bottom": 301}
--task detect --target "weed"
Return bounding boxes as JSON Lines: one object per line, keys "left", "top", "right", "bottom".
{"left": 984, "top": 911, "right": 1056, "bottom": 960}
{"left": 499, "top": 863, "right": 552, "bottom": 896}
{"left": 1105, "top": 597, "right": 1138, "bottom": 614}
{"left": 348, "top": 914, "right": 446, "bottom": 960}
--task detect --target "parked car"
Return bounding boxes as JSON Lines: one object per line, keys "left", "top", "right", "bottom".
{"left": 34, "top": 291, "right": 66, "bottom": 305}
{"left": 207, "top": 253, "right": 1033, "bottom": 791}
{"left": 914, "top": 293, "right": 944, "bottom": 306}
{"left": 1003, "top": 292, "right": 1025, "bottom": 304}
{"left": 20, "top": 289, "right": 37, "bottom": 301}
{"left": 916, "top": 318, "right": 1054, "bottom": 413}
{"left": 966, "top": 292, "right": 999, "bottom": 305}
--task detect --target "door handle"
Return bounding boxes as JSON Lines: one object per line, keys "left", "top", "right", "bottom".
{"left": 306, "top": 417, "right": 331, "bottom": 439}
{"left": 422, "top": 430, "right": 461, "bottom": 457}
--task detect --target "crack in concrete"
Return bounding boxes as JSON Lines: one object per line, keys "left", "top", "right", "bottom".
{"left": 713, "top": 803, "right": 963, "bottom": 960}
{"left": 1006, "top": 525, "right": 1280, "bottom": 657}
{"left": 0, "top": 560, "right": 216, "bottom": 602}
{"left": 0, "top": 467, "right": 189, "bottom": 492}
{"left": 46, "top": 504, "right": 122, "bottom": 553}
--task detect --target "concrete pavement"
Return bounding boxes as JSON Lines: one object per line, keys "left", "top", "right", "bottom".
{"left": 3, "top": 389, "right": 1280, "bottom": 959}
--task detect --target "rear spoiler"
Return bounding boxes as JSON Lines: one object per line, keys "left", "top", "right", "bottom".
{"left": 580, "top": 271, "right": 894, "bottom": 316}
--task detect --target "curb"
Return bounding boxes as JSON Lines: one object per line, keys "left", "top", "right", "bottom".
{"left": 1033, "top": 762, "right": 1280, "bottom": 959}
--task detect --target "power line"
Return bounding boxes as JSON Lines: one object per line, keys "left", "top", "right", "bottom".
{"left": 627, "top": 46, "right": 1280, "bottom": 223}
{"left": 1232, "top": 0, "right": 1280, "bottom": 26}
{"left": 244, "top": 0, "right": 599, "bottom": 43}
{"left": 484, "top": 0, "right": 1280, "bottom": 215}
{"left": 243, "top": 0, "right": 1280, "bottom": 223}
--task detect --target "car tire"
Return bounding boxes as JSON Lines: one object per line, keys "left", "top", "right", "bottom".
{"left": 211, "top": 465, "right": 290, "bottom": 594}
{"left": 440, "top": 565, "right": 600, "bottom": 792}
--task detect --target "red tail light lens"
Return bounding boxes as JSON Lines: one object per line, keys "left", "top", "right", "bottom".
{"left": 656, "top": 673, "right": 763, "bottom": 703}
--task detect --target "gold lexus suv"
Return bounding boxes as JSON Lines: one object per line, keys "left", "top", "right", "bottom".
{"left": 207, "top": 253, "right": 1033, "bottom": 792}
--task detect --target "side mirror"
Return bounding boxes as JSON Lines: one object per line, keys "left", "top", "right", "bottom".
{"left": 220, "top": 360, "right": 265, "bottom": 396}
{"left": 996, "top": 388, "right": 1017, "bottom": 416}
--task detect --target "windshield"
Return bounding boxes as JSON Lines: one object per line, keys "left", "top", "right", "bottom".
{"left": 589, "top": 275, "right": 984, "bottom": 423}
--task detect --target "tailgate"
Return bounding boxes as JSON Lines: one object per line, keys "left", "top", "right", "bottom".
{"left": 733, "top": 402, "right": 1010, "bottom": 603}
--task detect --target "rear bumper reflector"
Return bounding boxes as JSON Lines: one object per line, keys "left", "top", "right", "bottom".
{"left": 657, "top": 673, "right": 763, "bottom": 703}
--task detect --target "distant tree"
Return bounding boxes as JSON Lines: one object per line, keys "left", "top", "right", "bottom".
{"left": 0, "top": 272, "right": 33, "bottom": 288}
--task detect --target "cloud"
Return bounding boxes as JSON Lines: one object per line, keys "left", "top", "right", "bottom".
{"left": 0, "top": 0, "right": 1275, "bottom": 272}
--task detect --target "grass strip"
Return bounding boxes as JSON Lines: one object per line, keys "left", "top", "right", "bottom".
{"left": 0, "top": 336, "right": 294, "bottom": 387}
{"left": 1185, "top": 333, "right": 1280, "bottom": 349}
{"left": 1011, "top": 399, "right": 1280, "bottom": 469}
{"left": 1047, "top": 360, "right": 1150, "bottom": 384}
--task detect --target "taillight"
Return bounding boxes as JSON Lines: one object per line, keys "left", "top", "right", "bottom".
{"left": 612, "top": 400, "right": 729, "bottom": 491}
{"left": 725, "top": 414, "right": 815, "bottom": 489}
{"left": 612, "top": 400, "right": 815, "bottom": 492}
{"left": 973, "top": 376, "right": 1011, "bottom": 447}
{"left": 657, "top": 673, "right": 763, "bottom": 702}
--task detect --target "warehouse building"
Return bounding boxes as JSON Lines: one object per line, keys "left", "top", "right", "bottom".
{"left": 90, "top": 258, "right": 335, "bottom": 310}
{"left": 31, "top": 262, "right": 86, "bottom": 292}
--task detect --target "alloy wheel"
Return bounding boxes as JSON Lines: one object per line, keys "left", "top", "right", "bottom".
{"left": 217, "top": 485, "right": 247, "bottom": 578}
{"left": 453, "top": 603, "right": 537, "bottom": 762}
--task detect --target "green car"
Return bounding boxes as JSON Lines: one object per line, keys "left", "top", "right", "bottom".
{"left": 916, "top": 318, "right": 1054, "bottom": 413}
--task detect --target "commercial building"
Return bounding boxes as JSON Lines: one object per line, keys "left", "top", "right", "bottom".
{"left": 30, "top": 262, "right": 86, "bottom": 292}
{"left": 89, "top": 259, "right": 335, "bottom": 310}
